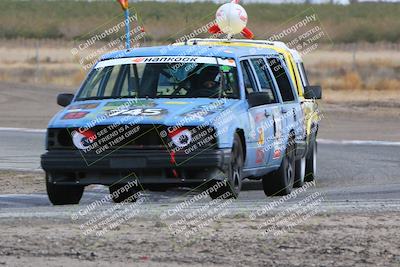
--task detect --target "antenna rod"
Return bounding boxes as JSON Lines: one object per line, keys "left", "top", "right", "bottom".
{"left": 117, "top": 0, "right": 131, "bottom": 49}
{"left": 124, "top": 8, "right": 131, "bottom": 49}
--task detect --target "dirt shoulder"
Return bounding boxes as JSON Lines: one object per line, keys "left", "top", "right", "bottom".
{"left": 318, "top": 89, "right": 400, "bottom": 141}
{"left": 0, "top": 212, "right": 399, "bottom": 266}
{"left": 0, "top": 170, "right": 44, "bottom": 194}
{"left": 0, "top": 81, "right": 73, "bottom": 129}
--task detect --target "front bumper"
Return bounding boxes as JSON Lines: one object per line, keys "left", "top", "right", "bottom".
{"left": 41, "top": 149, "right": 231, "bottom": 186}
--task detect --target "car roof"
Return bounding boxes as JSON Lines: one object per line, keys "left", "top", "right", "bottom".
{"left": 100, "top": 45, "right": 280, "bottom": 61}
{"left": 289, "top": 49, "right": 303, "bottom": 63}
{"left": 179, "top": 38, "right": 303, "bottom": 61}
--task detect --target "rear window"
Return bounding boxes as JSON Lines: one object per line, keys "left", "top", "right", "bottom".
{"left": 297, "top": 62, "right": 309, "bottom": 87}
{"left": 267, "top": 58, "right": 295, "bottom": 102}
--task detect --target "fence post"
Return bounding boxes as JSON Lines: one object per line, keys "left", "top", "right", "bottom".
{"left": 35, "top": 39, "right": 40, "bottom": 83}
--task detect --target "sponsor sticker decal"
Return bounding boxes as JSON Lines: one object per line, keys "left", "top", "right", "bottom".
{"left": 95, "top": 56, "right": 220, "bottom": 68}
{"left": 132, "top": 57, "right": 145, "bottom": 63}
{"left": 217, "top": 58, "right": 236, "bottom": 67}
{"left": 254, "top": 112, "right": 264, "bottom": 123}
{"left": 104, "top": 100, "right": 155, "bottom": 109}
{"left": 72, "top": 130, "right": 97, "bottom": 150}
{"left": 169, "top": 128, "right": 192, "bottom": 148}
{"left": 164, "top": 101, "right": 189, "bottom": 105}
{"left": 219, "top": 65, "right": 231, "bottom": 72}
{"left": 108, "top": 108, "right": 165, "bottom": 117}
{"left": 256, "top": 148, "right": 265, "bottom": 163}
{"left": 68, "top": 103, "right": 99, "bottom": 110}
{"left": 257, "top": 129, "right": 265, "bottom": 145}
{"left": 273, "top": 148, "right": 281, "bottom": 159}
{"left": 62, "top": 111, "right": 89, "bottom": 120}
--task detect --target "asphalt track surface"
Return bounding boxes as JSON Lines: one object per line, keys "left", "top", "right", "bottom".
{"left": 0, "top": 129, "right": 399, "bottom": 218}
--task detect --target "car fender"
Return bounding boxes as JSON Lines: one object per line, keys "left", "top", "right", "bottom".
{"left": 213, "top": 100, "right": 249, "bottom": 149}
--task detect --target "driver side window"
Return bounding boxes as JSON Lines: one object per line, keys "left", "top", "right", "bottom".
{"left": 240, "top": 60, "right": 257, "bottom": 97}
{"left": 250, "top": 58, "right": 277, "bottom": 103}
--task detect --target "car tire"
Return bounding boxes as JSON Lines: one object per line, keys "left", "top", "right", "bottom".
{"left": 46, "top": 174, "right": 84, "bottom": 205}
{"left": 304, "top": 140, "right": 317, "bottom": 182}
{"left": 294, "top": 156, "right": 306, "bottom": 187}
{"left": 209, "top": 133, "right": 243, "bottom": 200}
{"left": 262, "top": 142, "right": 295, "bottom": 196}
{"left": 109, "top": 183, "right": 141, "bottom": 203}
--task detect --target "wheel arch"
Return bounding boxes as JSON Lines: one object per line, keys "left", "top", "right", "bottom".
{"left": 235, "top": 128, "right": 246, "bottom": 162}
{"left": 309, "top": 122, "right": 319, "bottom": 142}
{"left": 287, "top": 129, "right": 297, "bottom": 151}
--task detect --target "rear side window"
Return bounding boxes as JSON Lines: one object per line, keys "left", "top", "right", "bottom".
{"left": 287, "top": 58, "right": 300, "bottom": 91}
{"left": 267, "top": 58, "right": 295, "bottom": 102}
{"left": 297, "top": 62, "right": 309, "bottom": 86}
{"left": 250, "top": 58, "right": 277, "bottom": 103}
{"left": 240, "top": 60, "right": 257, "bottom": 96}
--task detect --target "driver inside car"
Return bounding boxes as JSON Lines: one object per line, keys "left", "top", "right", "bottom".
{"left": 189, "top": 66, "right": 221, "bottom": 97}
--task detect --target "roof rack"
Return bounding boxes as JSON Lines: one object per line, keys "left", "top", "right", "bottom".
{"left": 184, "top": 38, "right": 290, "bottom": 50}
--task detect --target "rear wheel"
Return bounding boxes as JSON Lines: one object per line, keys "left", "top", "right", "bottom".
{"left": 262, "top": 142, "right": 295, "bottom": 196}
{"left": 209, "top": 134, "right": 243, "bottom": 199}
{"left": 294, "top": 156, "right": 306, "bottom": 187}
{"left": 46, "top": 174, "right": 84, "bottom": 205}
{"left": 304, "top": 140, "right": 317, "bottom": 182}
{"left": 109, "top": 183, "right": 141, "bottom": 203}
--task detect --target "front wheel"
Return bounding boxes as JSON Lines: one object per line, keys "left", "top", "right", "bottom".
{"left": 46, "top": 174, "right": 84, "bottom": 205}
{"left": 209, "top": 134, "right": 243, "bottom": 199}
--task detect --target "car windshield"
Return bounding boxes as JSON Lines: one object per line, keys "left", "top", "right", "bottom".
{"left": 76, "top": 59, "right": 239, "bottom": 100}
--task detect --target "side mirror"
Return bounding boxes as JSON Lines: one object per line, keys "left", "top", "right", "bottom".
{"left": 304, "top": 85, "right": 322, "bottom": 99}
{"left": 248, "top": 92, "right": 274, "bottom": 108}
{"left": 57, "top": 93, "right": 74, "bottom": 107}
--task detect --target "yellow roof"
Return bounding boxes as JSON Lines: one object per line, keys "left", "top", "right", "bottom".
{"left": 176, "top": 40, "right": 305, "bottom": 97}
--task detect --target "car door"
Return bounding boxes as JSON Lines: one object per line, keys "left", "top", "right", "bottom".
{"left": 247, "top": 57, "right": 282, "bottom": 168}
{"left": 266, "top": 56, "right": 305, "bottom": 154}
{"left": 240, "top": 59, "right": 268, "bottom": 169}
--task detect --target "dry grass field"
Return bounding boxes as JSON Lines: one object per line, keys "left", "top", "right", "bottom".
{"left": 1, "top": 2, "right": 400, "bottom": 43}
{"left": 0, "top": 40, "right": 398, "bottom": 94}
{"left": 304, "top": 47, "right": 400, "bottom": 91}
{"left": 0, "top": 1, "right": 398, "bottom": 91}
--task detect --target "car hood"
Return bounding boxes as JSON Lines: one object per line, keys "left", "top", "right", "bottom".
{"left": 49, "top": 98, "right": 240, "bottom": 128}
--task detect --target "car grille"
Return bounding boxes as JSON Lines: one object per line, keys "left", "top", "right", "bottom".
{"left": 47, "top": 124, "right": 217, "bottom": 152}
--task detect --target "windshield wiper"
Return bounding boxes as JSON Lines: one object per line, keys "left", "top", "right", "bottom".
{"left": 75, "top": 96, "right": 111, "bottom": 101}
{"left": 113, "top": 96, "right": 138, "bottom": 99}
{"left": 76, "top": 95, "right": 139, "bottom": 101}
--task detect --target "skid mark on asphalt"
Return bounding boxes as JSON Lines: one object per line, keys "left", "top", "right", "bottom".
{"left": 0, "top": 127, "right": 46, "bottom": 133}
{"left": 319, "top": 138, "right": 400, "bottom": 146}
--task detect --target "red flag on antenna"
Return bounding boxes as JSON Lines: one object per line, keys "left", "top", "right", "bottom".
{"left": 117, "top": 0, "right": 129, "bottom": 10}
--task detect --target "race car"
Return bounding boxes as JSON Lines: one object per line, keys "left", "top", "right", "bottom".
{"left": 179, "top": 38, "right": 322, "bottom": 187}
{"left": 41, "top": 44, "right": 309, "bottom": 205}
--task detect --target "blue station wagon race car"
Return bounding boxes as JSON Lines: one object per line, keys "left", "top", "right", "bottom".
{"left": 41, "top": 43, "right": 310, "bottom": 205}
